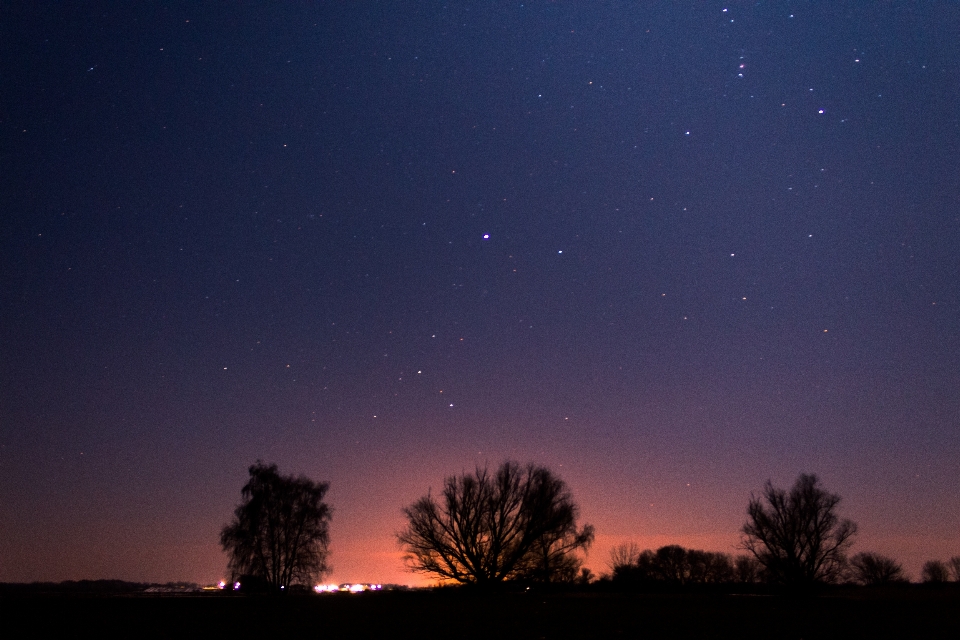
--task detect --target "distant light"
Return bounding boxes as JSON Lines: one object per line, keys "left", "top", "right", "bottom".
{"left": 818, "top": 109, "right": 824, "bottom": 114}
{"left": 233, "top": 582, "right": 241, "bottom": 591}
{"left": 482, "top": 233, "right": 490, "bottom": 240}
{"left": 315, "top": 583, "right": 384, "bottom": 594}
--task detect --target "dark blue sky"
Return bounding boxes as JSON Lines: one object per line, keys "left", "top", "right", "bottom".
{"left": 2, "top": 1, "right": 958, "bottom": 585}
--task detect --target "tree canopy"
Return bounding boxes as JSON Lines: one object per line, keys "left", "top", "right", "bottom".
{"left": 398, "top": 461, "right": 594, "bottom": 585}
{"left": 921, "top": 560, "right": 950, "bottom": 583}
{"left": 848, "top": 552, "right": 906, "bottom": 585}
{"left": 609, "top": 543, "right": 755, "bottom": 588}
{"left": 741, "top": 473, "right": 856, "bottom": 588}
{"left": 220, "top": 461, "right": 332, "bottom": 592}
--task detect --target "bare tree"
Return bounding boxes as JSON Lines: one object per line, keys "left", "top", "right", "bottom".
{"left": 609, "top": 544, "right": 651, "bottom": 585}
{"left": 848, "top": 552, "right": 906, "bottom": 585}
{"left": 921, "top": 560, "right": 950, "bottom": 583}
{"left": 948, "top": 556, "right": 960, "bottom": 582}
{"left": 397, "top": 461, "right": 594, "bottom": 585}
{"left": 220, "top": 461, "right": 331, "bottom": 592}
{"left": 741, "top": 473, "right": 857, "bottom": 588}
{"left": 522, "top": 523, "right": 592, "bottom": 583}
{"left": 609, "top": 542, "right": 642, "bottom": 574}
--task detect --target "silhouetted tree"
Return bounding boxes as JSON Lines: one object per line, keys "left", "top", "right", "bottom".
{"left": 609, "top": 542, "right": 642, "bottom": 575}
{"left": 734, "top": 554, "right": 763, "bottom": 583}
{"left": 609, "top": 544, "right": 735, "bottom": 588}
{"left": 741, "top": 473, "right": 857, "bottom": 588}
{"left": 220, "top": 461, "right": 331, "bottom": 592}
{"left": 610, "top": 544, "right": 652, "bottom": 585}
{"left": 921, "top": 560, "right": 950, "bottom": 583}
{"left": 848, "top": 552, "right": 906, "bottom": 585}
{"left": 688, "top": 549, "right": 735, "bottom": 584}
{"left": 949, "top": 556, "right": 960, "bottom": 582}
{"left": 634, "top": 549, "right": 658, "bottom": 583}
{"left": 524, "top": 528, "right": 591, "bottom": 583}
{"left": 652, "top": 544, "right": 691, "bottom": 584}
{"left": 397, "top": 461, "right": 594, "bottom": 585}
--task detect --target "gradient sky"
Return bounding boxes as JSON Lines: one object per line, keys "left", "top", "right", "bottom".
{"left": 2, "top": 2, "right": 959, "bottom": 587}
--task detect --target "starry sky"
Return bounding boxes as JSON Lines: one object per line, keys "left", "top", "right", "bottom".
{"left": 2, "top": 2, "right": 959, "bottom": 586}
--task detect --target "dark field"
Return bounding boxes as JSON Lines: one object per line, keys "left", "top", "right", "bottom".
{"left": 3, "top": 587, "right": 959, "bottom": 639}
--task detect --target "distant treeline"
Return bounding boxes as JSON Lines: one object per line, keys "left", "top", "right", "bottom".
{"left": 604, "top": 544, "right": 760, "bottom": 591}
{"left": 600, "top": 543, "right": 960, "bottom": 591}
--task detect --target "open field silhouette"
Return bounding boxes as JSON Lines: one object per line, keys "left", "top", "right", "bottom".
{"left": 3, "top": 585, "right": 960, "bottom": 639}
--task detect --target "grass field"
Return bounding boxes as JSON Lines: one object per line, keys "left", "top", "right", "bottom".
{"left": 3, "top": 586, "right": 959, "bottom": 639}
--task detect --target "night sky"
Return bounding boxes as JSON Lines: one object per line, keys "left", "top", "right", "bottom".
{"left": 2, "top": 2, "right": 959, "bottom": 587}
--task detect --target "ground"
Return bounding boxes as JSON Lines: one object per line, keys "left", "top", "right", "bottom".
{"left": 2, "top": 587, "right": 958, "bottom": 638}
